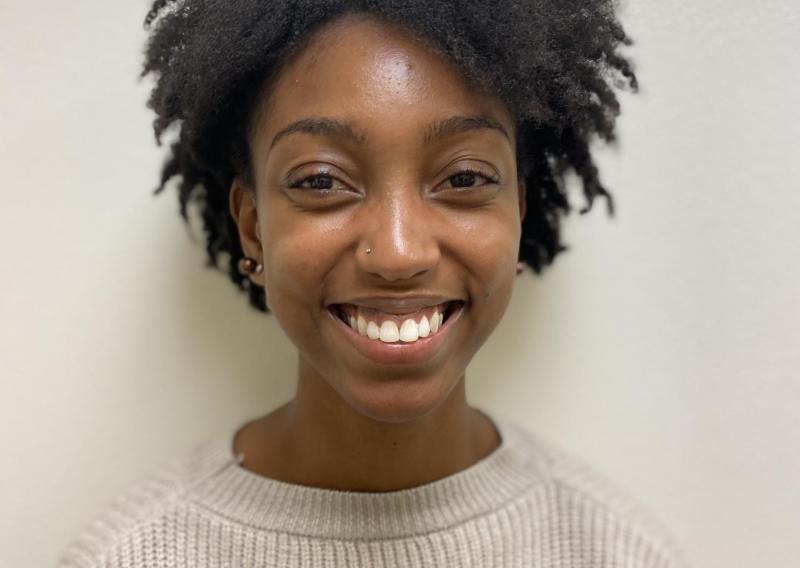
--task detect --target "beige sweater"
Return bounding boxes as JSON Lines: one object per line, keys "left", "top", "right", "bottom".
{"left": 59, "top": 414, "right": 690, "bottom": 567}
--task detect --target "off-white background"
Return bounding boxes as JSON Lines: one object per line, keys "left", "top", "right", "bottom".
{"left": 1, "top": 1, "right": 798, "bottom": 566}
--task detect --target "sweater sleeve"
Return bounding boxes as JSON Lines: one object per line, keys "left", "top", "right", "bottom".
{"left": 57, "top": 464, "right": 185, "bottom": 568}
{"left": 545, "top": 449, "right": 692, "bottom": 568}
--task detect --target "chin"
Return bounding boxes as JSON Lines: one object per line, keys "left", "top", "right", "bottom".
{"left": 333, "top": 365, "right": 466, "bottom": 424}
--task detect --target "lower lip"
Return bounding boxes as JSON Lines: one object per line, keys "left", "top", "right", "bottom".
{"left": 325, "top": 303, "right": 465, "bottom": 366}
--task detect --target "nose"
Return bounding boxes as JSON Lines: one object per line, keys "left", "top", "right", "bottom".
{"left": 357, "top": 190, "right": 440, "bottom": 282}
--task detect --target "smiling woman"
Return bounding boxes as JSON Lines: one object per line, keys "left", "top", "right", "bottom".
{"left": 58, "top": 1, "right": 689, "bottom": 567}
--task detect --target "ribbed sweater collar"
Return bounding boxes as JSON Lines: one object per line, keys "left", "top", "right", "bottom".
{"left": 186, "top": 414, "right": 548, "bottom": 540}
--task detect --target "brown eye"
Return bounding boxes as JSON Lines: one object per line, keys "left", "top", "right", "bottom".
{"left": 450, "top": 171, "right": 477, "bottom": 188}
{"left": 431, "top": 166, "right": 502, "bottom": 206}
{"left": 283, "top": 168, "right": 362, "bottom": 209}
{"left": 289, "top": 173, "right": 337, "bottom": 191}
{"left": 443, "top": 168, "right": 500, "bottom": 190}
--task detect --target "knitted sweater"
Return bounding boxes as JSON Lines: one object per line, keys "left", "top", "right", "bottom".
{"left": 58, "top": 414, "right": 690, "bottom": 567}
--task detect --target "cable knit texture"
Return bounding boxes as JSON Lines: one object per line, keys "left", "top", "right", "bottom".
{"left": 58, "top": 414, "right": 690, "bottom": 567}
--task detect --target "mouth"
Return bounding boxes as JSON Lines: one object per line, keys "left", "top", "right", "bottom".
{"left": 324, "top": 299, "right": 466, "bottom": 365}
{"left": 327, "top": 300, "right": 464, "bottom": 343}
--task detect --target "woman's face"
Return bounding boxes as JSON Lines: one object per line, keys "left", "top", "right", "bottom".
{"left": 231, "top": 13, "right": 525, "bottom": 422}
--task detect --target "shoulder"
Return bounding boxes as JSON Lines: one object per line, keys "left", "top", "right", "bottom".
{"left": 501, "top": 418, "right": 692, "bottom": 568}
{"left": 57, "top": 434, "right": 233, "bottom": 568}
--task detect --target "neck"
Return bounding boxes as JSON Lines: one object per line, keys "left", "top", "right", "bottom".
{"left": 234, "top": 358, "right": 499, "bottom": 492}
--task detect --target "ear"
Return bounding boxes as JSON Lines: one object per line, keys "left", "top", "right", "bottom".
{"left": 517, "top": 179, "right": 527, "bottom": 223}
{"left": 229, "top": 176, "right": 264, "bottom": 286}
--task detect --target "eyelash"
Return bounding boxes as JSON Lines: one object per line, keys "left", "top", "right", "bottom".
{"left": 287, "top": 170, "right": 340, "bottom": 191}
{"left": 287, "top": 168, "right": 500, "bottom": 191}
{"left": 446, "top": 168, "right": 500, "bottom": 188}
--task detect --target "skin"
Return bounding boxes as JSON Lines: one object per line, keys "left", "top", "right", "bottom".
{"left": 229, "top": 12, "right": 526, "bottom": 492}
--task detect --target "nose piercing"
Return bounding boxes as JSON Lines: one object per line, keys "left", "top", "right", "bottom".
{"left": 365, "top": 247, "right": 372, "bottom": 255}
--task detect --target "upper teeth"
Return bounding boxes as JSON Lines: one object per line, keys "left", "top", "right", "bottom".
{"left": 344, "top": 307, "right": 446, "bottom": 343}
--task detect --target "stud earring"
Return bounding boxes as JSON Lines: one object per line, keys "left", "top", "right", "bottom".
{"left": 238, "top": 257, "right": 263, "bottom": 275}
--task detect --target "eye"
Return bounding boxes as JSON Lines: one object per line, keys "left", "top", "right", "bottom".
{"left": 443, "top": 168, "right": 500, "bottom": 190}
{"left": 283, "top": 167, "right": 361, "bottom": 208}
{"left": 288, "top": 172, "right": 346, "bottom": 192}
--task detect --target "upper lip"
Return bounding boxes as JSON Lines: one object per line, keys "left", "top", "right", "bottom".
{"left": 326, "top": 295, "right": 463, "bottom": 314}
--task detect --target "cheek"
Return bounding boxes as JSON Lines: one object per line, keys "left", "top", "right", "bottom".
{"left": 443, "top": 213, "right": 519, "bottom": 361}
{"left": 450, "top": 207, "right": 521, "bottom": 299}
{"left": 258, "top": 203, "right": 354, "bottom": 326}
{"left": 258, "top": 215, "right": 323, "bottom": 320}
{"left": 266, "top": 236, "right": 317, "bottom": 286}
{"left": 259, "top": 232, "right": 331, "bottom": 357}
{"left": 473, "top": 237, "right": 517, "bottom": 322}
{"left": 450, "top": 213, "right": 521, "bottom": 355}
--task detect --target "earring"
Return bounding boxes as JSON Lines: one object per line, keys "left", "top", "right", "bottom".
{"left": 238, "top": 257, "right": 263, "bottom": 275}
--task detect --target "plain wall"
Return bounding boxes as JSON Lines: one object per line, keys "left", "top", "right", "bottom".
{"left": 1, "top": 1, "right": 798, "bottom": 566}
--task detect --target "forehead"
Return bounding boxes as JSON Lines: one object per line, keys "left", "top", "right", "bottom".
{"left": 254, "top": 13, "right": 513, "bottom": 145}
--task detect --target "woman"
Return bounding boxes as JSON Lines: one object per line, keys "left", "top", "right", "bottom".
{"left": 61, "top": 1, "right": 688, "bottom": 566}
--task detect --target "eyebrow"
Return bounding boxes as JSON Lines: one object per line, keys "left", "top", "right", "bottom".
{"left": 269, "top": 114, "right": 511, "bottom": 150}
{"left": 423, "top": 115, "right": 511, "bottom": 145}
{"left": 270, "top": 117, "right": 367, "bottom": 149}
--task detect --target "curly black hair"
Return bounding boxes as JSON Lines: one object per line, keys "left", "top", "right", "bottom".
{"left": 141, "top": 0, "right": 637, "bottom": 313}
